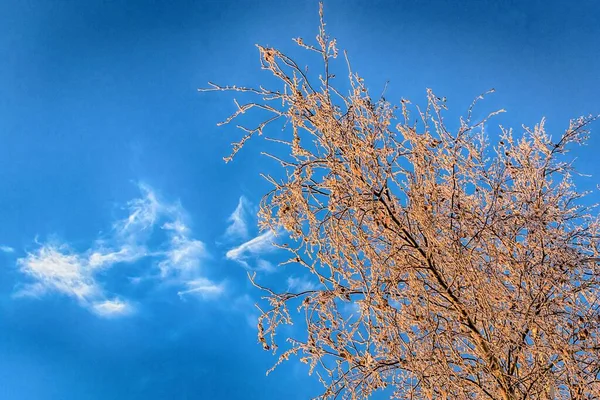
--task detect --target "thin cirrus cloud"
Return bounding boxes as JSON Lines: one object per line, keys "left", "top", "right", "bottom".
{"left": 16, "top": 244, "right": 103, "bottom": 301}
{"left": 177, "top": 277, "right": 225, "bottom": 300}
{"left": 14, "top": 183, "right": 222, "bottom": 317}
{"left": 0, "top": 245, "right": 15, "bottom": 253}
{"left": 287, "top": 276, "right": 319, "bottom": 292}
{"left": 92, "top": 298, "right": 133, "bottom": 317}
{"left": 225, "top": 230, "right": 278, "bottom": 271}
{"left": 158, "top": 220, "right": 207, "bottom": 278}
{"left": 231, "top": 294, "right": 259, "bottom": 329}
{"left": 224, "top": 196, "right": 250, "bottom": 240}
{"left": 223, "top": 196, "right": 279, "bottom": 273}
{"left": 14, "top": 243, "right": 132, "bottom": 317}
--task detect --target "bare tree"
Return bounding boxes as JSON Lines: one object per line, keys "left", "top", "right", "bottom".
{"left": 201, "top": 5, "right": 600, "bottom": 399}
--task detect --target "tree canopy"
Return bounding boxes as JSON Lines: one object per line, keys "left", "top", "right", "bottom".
{"left": 202, "top": 5, "right": 600, "bottom": 399}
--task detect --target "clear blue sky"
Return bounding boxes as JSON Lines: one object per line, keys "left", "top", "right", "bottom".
{"left": 1, "top": 1, "right": 599, "bottom": 399}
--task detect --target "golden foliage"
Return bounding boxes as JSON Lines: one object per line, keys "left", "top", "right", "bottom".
{"left": 201, "top": 4, "right": 600, "bottom": 399}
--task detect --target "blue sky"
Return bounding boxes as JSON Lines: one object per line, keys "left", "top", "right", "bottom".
{"left": 1, "top": 0, "right": 599, "bottom": 399}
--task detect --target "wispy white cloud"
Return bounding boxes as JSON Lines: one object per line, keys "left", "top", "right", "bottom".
{"left": 0, "top": 245, "right": 14, "bottom": 253}
{"left": 224, "top": 196, "right": 250, "bottom": 240}
{"left": 114, "top": 183, "right": 164, "bottom": 239}
{"left": 15, "top": 182, "right": 222, "bottom": 316}
{"left": 91, "top": 298, "right": 133, "bottom": 317}
{"left": 15, "top": 243, "right": 137, "bottom": 319}
{"left": 16, "top": 244, "right": 100, "bottom": 300}
{"left": 222, "top": 196, "right": 279, "bottom": 274}
{"left": 255, "top": 259, "right": 276, "bottom": 273}
{"left": 88, "top": 244, "right": 148, "bottom": 269}
{"left": 177, "top": 278, "right": 225, "bottom": 300}
{"left": 287, "top": 275, "right": 319, "bottom": 292}
{"left": 158, "top": 220, "right": 207, "bottom": 278}
{"left": 225, "top": 230, "right": 277, "bottom": 268}
{"left": 231, "top": 294, "right": 259, "bottom": 329}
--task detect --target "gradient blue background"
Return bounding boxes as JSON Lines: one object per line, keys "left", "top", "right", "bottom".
{"left": 1, "top": 1, "right": 599, "bottom": 399}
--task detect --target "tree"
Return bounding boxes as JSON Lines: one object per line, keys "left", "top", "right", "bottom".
{"left": 201, "top": 5, "right": 600, "bottom": 399}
